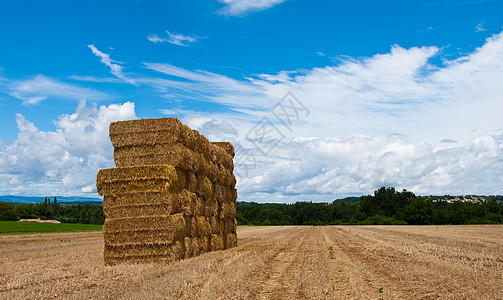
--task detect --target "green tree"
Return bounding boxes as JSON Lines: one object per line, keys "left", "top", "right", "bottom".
{"left": 404, "top": 198, "right": 433, "bottom": 225}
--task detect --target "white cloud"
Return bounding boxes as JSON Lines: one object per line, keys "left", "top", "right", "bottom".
{"left": 476, "top": 23, "right": 486, "bottom": 32}
{"left": 0, "top": 100, "right": 136, "bottom": 196}
{"left": 218, "top": 0, "right": 287, "bottom": 16}
{"left": 145, "top": 32, "right": 503, "bottom": 147}
{"left": 88, "top": 45, "right": 135, "bottom": 84}
{"left": 155, "top": 32, "right": 503, "bottom": 200}
{"left": 235, "top": 132, "right": 503, "bottom": 200}
{"left": 147, "top": 31, "right": 201, "bottom": 47}
{"left": 142, "top": 62, "right": 269, "bottom": 110}
{"left": 7, "top": 75, "right": 108, "bottom": 105}
{"left": 5, "top": 31, "right": 503, "bottom": 201}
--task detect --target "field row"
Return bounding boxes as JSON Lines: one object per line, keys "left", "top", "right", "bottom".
{"left": 1, "top": 225, "right": 502, "bottom": 299}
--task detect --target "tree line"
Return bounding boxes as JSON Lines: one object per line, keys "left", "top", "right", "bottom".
{"left": 0, "top": 202, "right": 104, "bottom": 225}
{"left": 236, "top": 187, "right": 503, "bottom": 225}
{"left": 1, "top": 187, "right": 502, "bottom": 226}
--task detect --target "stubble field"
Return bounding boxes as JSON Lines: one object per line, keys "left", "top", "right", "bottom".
{"left": 1, "top": 225, "right": 502, "bottom": 299}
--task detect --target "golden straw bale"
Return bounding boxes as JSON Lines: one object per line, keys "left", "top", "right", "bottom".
{"left": 209, "top": 216, "right": 224, "bottom": 234}
{"left": 102, "top": 192, "right": 188, "bottom": 218}
{"left": 211, "top": 142, "right": 235, "bottom": 158}
{"left": 104, "top": 240, "right": 184, "bottom": 265}
{"left": 175, "top": 168, "right": 187, "bottom": 191}
{"left": 200, "top": 236, "right": 210, "bottom": 253}
{"left": 183, "top": 237, "right": 193, "bottom": 259}
{"left": 104, "top": 204, "right": 172, "bottom": 219}
{"left": 112, "top": 143, "right": 225, "bottom": 177}
{"left": 103, "top": 229, "right": 185, "bottom": 247}
{"left": 204, "top": 199, "right": 219, "bottom": 218}
{"left": 197, "top": 216, "right": 212, "bottom": 237}
{"left": 213, "top": 185, "right": 237, "bottom": 204}
{"left": 185, "top": 218, "right": 197, "bottom": 237}
{"left": 110, "top": 118, "right": 234, "bottom": 169}
{"left": 96, "top": 165, "right": 179, "bottom": 196}
{"left": 109, "top": 118, "right": 184, "bottom": 147}
{"left": 102, "top": 192, "right": 176, "bottom": 210}
{"left": 196, "top": 197, "right": 205, "bottom": 217}
{"left": 109, "top": 117, "right": 183, "bottom": 135}
{"left": 223, "top": 217, "right": 238, "bottom": 234}
{"left": 186, "top": 171, "right": 197, "bottom": 193}
{"left": 113, "top": 145, "right": 233, "bottom": 188}
{"left": 196, "top": 176, "right": 214, "bottom": 200}
{"left": 98, "top": 179, "right": 176, "bottom": 196}
{"left": 224, "top": 232, "right": 238, "bottom": 249}
{"left": 114, "top": 144, "right": 196, "bottom": 170}
{"left": 215, "top": 166, "right": 236, "bottom": 189}
{"left": 99, "top": 117, "right": 237, "bottom": 265}
{"left": 178, "top": 189, "right": 199, "bottom": 217}
{"left": 220, "top": 202, "right": 237, "bottom": 219}
{"left": 104, "top": 213, "right": 185, "bottom": 232}
{"left": 191, "top": 237, "right": 202, "bottom": 256}
{"left": 97, "top": 165, "right": 178, "bottom": 183}
{"left": 210, "top": 234, "right": 224, "bottom": 251}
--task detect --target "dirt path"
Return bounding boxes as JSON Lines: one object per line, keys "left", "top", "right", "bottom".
{"left": 1, "top": 225, "right": 502, "bottom": 299}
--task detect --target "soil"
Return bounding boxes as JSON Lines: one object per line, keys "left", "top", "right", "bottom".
{"left": 1, "top": 225, "right": 502, "bottom": 299}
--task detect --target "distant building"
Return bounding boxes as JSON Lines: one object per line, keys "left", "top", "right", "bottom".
{"left": 430, "top": 195, "right": 486, "bottom": 204}
{"left": 19, "top": 219, "right": 61, "bottom": 224}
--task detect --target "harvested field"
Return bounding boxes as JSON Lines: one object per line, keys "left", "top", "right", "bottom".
{"left": 1, "top": 225, "right": 502, "bottom": 299}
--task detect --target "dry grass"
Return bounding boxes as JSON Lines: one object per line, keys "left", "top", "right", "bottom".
{"left": 1, "top": 225, "right": 502, "bottom": 299}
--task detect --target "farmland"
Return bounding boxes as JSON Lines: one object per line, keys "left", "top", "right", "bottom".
{"left": 1, "top": 225, "right": 502, "bottom": 299}
{"left": 0, "top": 221, "right": 102, "bottom": 234}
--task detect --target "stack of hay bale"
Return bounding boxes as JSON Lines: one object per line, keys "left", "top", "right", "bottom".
{"left": 96, "top": 118, "right": 237, "bottom": 265}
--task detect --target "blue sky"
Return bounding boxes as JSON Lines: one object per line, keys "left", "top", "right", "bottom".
{"left": 1, "top": 0, "right": 503, "bottom": 201}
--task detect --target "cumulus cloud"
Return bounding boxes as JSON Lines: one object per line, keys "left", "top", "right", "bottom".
{"left": 5, "top": 31, "right": 503, "bottom": 201}
{"left": 182, "top": 117, "right": 239, "bottom": 142}
{"left": 7, "top": 75, "right": 108, "bottom": 105}
{"left": 147, "top": 31, "right": 202, "bottom": 47}
{"left": 0, "top": 101, "right": 136, "bottom": 196}
{"left": 151, "top": 32, "right": 503, "bottom": 200}
{"left": 236, "top": 132, "right": 503, "bottom": 200}
{"left": 475, "top": 23, "right": 486, "bottom": 32}
{"left": 218, "top": 0, "right": 287, "bottom": 16}
{"left": 146, "top": 32, "right": 503, "bottom": 147}
{"left": 88, "top": 45, "right": 135, "bottom": 84}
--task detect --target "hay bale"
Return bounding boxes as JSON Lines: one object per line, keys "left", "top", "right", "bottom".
{"left": 210, "top": 234, "right": 224, "bottom": 251}
{"left": 96, "top": 165, "right": 179, "bottom": 196}
{"left": 104, "top": 213, "right": 186, "bottom": 232}
{"left": 98, "top": 117, "right": 238, "bottom": 265}
{"left": 204, "top": 199, "right": 219, "bottom": 218}
{"left": 213, "top": 185, "right": 237, "bottom": 205}
{"left": 224, "top": 232, "right": 238, "bottom": 249}
{"left": 102, "top": 192, "right": 186, "bottom": 218}
{"left": 114, "top": 145, "right": 231, "bottom": 188}
{"left": 209, "top": 216, "right": 224, "bottom": 234}
{"left": 215, "top": 166, "right": 236, "bottom": 189}
{"left": 104, "top": 240, "right": 184, "bottom": 265}
{"left": 196, "top": 176, "right": 214, "bottom": 200}
{"left": 211, "top": 142, "right": 235, "bottom": 158}
{"left": 178, "top": 189, "right": 200, "bottom": 217}
{"left": 110, "top": 118, "right": 234, "bottom": 170}
{"left": 219, "top": 202, "right": 237, "bottom": 220}
{"left": 104, "top": 203, "right": 172, "bottom": 219}
{"left": 200, "top": 235, "right": 210, "bottom": 253}
{"left": 183, "top": 237, "right": 193, "bottom": 259}
{"left": 104, "top": 228, "right": 185, "bottom": 247}
{"left": 223, "top": 217, "right": 238, "bottom": 234}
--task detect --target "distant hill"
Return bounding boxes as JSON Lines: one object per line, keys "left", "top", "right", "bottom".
{"left": 333, "top": 197, "right": 361, "bottom": 204}
{"left": 0, "top": 195, "right": 102, "bottom": 204}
